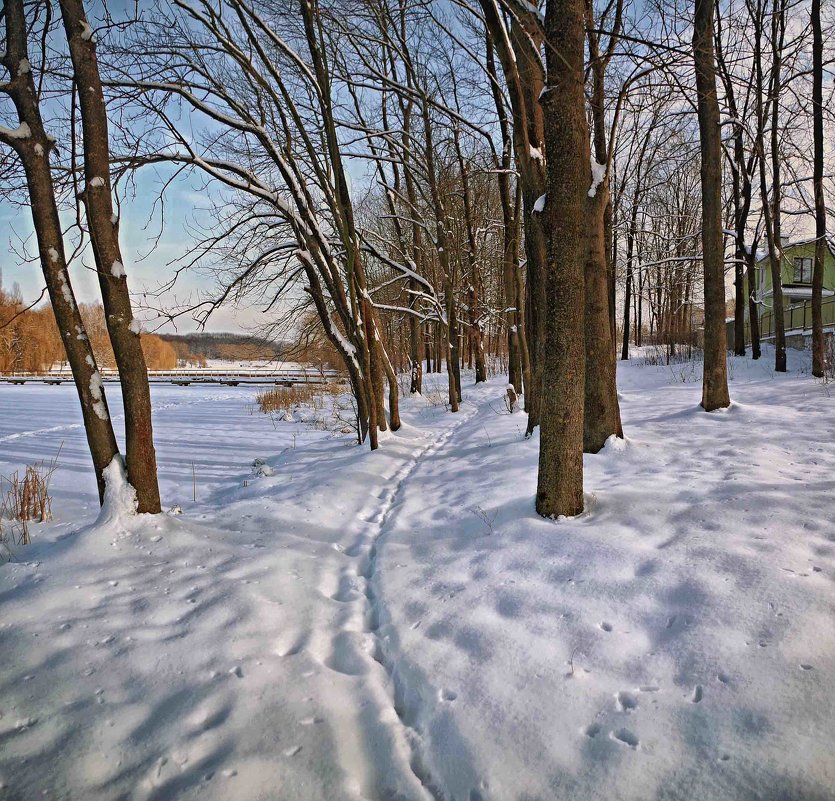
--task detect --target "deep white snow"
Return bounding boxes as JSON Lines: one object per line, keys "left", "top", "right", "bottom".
{"left": 1, "top": 351, "right": 834, "bottom": 801}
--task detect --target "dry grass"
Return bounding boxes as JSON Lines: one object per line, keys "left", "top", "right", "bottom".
{"left": 0, "top": 446, "right": 61, "bottom": 551}
{"left": 256, "top": 382, "right": 343, "bottom": 414}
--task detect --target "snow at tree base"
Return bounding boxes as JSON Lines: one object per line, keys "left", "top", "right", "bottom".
{"left": 1, "top": 349, "right": 833, "bottom": 801}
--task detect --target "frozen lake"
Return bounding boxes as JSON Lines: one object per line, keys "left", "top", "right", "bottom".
{"left": 0, "top": 383, "right": 326, "bottom": 521}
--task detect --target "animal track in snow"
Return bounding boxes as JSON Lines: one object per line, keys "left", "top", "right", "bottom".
{"left": 599, "top": 621, "right": 613, "bottom": 632}
{"left": 439, "top": 689, "right": 457, "bottom": 702}
{"left": 329, "top": 572, "right": 361, "bottom": 603}
{"left": 615, "top": 691, "right": 639, "bottom": 712}
{"left": 691, "top": 685, "right": 703, "bottom": 703}
{"left": 583, "top": 723, "right": 602, "bottom": 739}
{"left": 611, "top": 728, "right": 639, "bottom": 748}
{"left": 324, "top": 632, "right": 368, "bottom": 676}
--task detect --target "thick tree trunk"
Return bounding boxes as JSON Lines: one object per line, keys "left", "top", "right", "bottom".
{"left": 771, "top": 0, "right": 787, "bottom": 374}
{"left": 536, "top": 0, "right": 588, "bottom": 518}
{"left": 59, "top": 0, "right": 161, "bottom": 513}
{"left": 693, "top": 0, "right": 731, "bottom": 410}
{"left": 1, "top": 0, "right": 119, "bottom": 504}
{"left": 811, "top": 0, "right": 826, "bottom": 378}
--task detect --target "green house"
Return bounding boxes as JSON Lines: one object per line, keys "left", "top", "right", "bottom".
{"left": 750, "top": 237, "right": 835, "bottom": 341}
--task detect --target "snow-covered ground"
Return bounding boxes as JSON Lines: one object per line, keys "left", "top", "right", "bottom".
{"left": 1, "top": 352, "right": 834, "bottom": 800}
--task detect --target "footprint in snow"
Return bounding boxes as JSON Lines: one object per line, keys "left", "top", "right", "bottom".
{"left": 610, "top": 728, "right": 639, "bottom": 748}
{"left": 691, "top": 685, "right": 703, "bottom": 703}
{"left": 583, "top": 723, "right": 602, "bottom": 739}
{"left": 599, "top": 621, "right": 613, "bottom": 632}
{"left": 439, "top": 689, "right": 457, "bottom": 702}
{"left": 615, "top": 691, "right": 638, "bottom": 712}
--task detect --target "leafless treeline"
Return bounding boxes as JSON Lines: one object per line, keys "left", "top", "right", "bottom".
{"left": 1, "top": 0, "right": 832, "bottom": 516}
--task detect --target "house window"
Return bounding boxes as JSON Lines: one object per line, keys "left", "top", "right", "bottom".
{"left": 793, "top": 256, "right": 813, "bottom": 283}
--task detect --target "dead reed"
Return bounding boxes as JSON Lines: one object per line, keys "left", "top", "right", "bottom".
{"left": 0, "top": 444, "right": 61, "bottom": 548}
{"left": 256, "top": 382, "right": 342, "bottom": 414}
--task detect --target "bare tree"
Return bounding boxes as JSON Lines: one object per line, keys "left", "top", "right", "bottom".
{"left": 693, "top": 0, "right": 730, "bottom": 409}
{"left": 478, "top": 0, "right": 544, "bottom": 433}
{"left": 715, "top": 0, "right": 760, "bottom": 359}
{"left": 58, "top": 0, "right": 161, "bottom": 513}
{"left": 536, "top": 0, "right": 588, "bottom": 517}
{"left": 811, "top": 0, "right": 825, "bottom": 377}
{"left": 0, "top": 0, "right": 119, "bottom": 503}
{"left": 582, "top": 0, "right": 624, "bottom": 451}
{"left": 751, "top": 0, "right": 787, "bottom": 372}
{"left": 115, "top": 0, "right": 409, "bottom": 447}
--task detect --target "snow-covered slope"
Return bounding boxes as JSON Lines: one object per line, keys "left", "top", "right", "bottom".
{"left": 376, "top": 353, "right": 835, "bottom": 801}
{"left": 1, "top": 354, "right": 833, "bottom": 800}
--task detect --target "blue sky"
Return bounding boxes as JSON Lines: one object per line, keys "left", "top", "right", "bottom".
{"left": 0, "top": 0, "right": 262, "bottom": 334}
{"left": 0, "top": 162, "right": 263, "bottom": 333}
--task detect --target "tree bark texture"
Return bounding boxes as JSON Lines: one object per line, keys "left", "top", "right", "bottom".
{"left": 693, "top": 0, "right": 731, "bottom": 410}
{"left": 1, "top": 0, "right": 119, "bottom": 504}
{"left": 536, "top": 0, "right": 588, "bottom": 518}
{"left": 59, "top": 0, "right": 161, "bottom": 512}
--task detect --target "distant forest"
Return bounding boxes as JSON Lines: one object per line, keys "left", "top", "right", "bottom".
{"left": 1, "top": 275, "right": 292, "bottom": 371}
{"left": 159, "top": 333, "right": 289, "bottom": 365}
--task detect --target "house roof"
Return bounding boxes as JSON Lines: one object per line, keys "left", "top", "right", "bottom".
{"left": 755, "top": 236, "right": 835, "bottom": 264}
{"left": 763, "top": 286, "right": 835, "bottom": 299}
